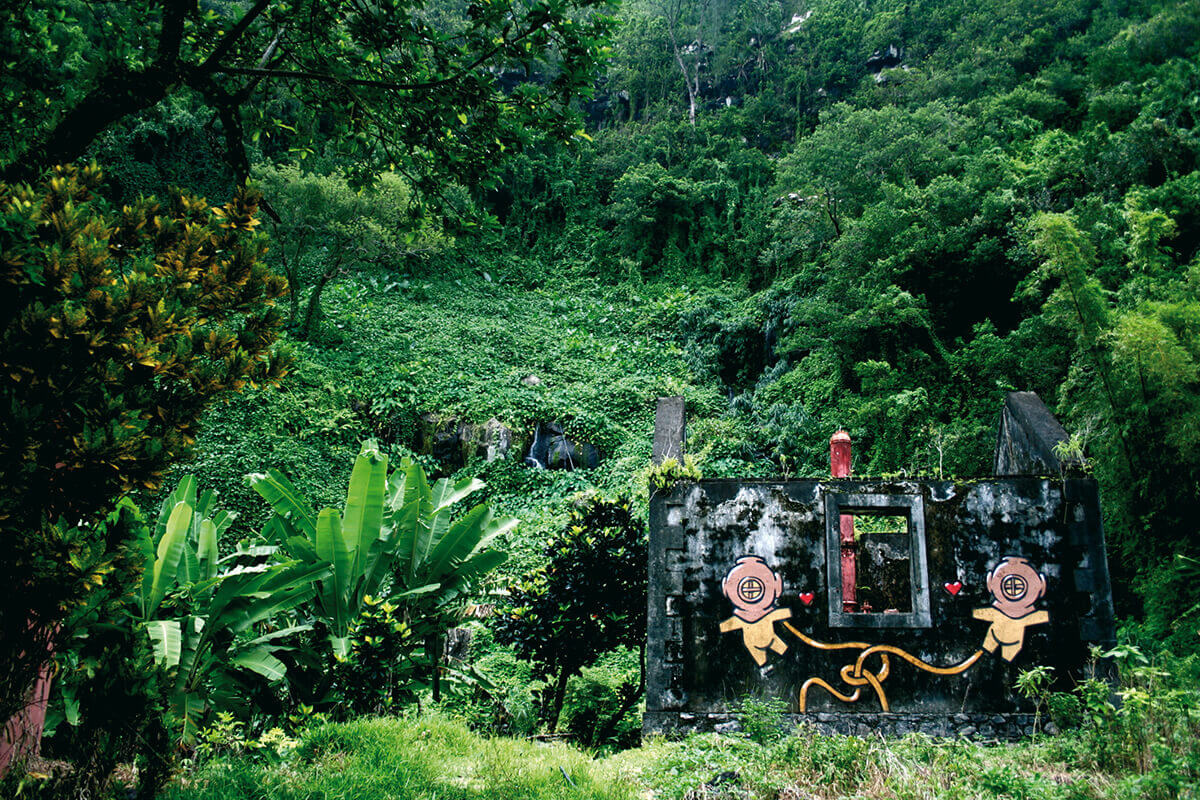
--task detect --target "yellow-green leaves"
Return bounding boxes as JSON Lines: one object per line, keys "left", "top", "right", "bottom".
{"left": 142, "top": 501, "right": 192, "bottom": 619}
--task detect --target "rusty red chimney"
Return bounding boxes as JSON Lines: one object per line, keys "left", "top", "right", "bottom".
{"left": 830, "top": 430, "right": 858, "bottom": 612}
{"left": 830, "top": 430, "right": 851, "bottom": 478}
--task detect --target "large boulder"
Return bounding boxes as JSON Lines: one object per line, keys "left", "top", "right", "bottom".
{"left": 418, "top": 413, "right": 464, "bottom": 465}
{"left": 417, "top": 415, "right": 523, "bottom": 468}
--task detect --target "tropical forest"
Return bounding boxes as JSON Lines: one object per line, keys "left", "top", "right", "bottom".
{"left": 2, "top": 0, "right": 1199, "bottom": 797}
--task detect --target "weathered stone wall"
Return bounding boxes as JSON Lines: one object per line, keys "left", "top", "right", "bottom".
{"left": 645, "top": 477, "right": 1115, "bottom": 736}
{"left": 645, "top": 711, "right": 1042, "bottom": 740}
{"left": 994, "top": 392, "right": 1082, "bottom": 476}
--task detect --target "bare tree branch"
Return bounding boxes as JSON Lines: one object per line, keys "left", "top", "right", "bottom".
{"left": 200, "top": 0, "right": 274, "bottom": 70}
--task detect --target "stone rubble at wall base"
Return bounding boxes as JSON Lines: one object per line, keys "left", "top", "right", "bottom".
{"left": 643, "top": 711, "right": 1046, "bottom": 740}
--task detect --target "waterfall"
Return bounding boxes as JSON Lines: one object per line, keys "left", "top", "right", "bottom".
{"left": 523, "top": 425, "right": 546, "bottom": 469}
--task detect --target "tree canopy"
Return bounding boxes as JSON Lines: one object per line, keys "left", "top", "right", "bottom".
{"left": 0, "top": 0, "right": 617, "bottom": 191}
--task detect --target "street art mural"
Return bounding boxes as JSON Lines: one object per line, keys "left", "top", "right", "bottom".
{"left": 718, "top": 555, "right": 1049, "bottom": 712}
{"left": 646, "top": 393, "right": 1117, "bottom": 738}
{"left": 718, "top": 556, "right": 791, "bottom": 666}
{"left": 973, "top": 556, "right": 1050, "bottom": 662}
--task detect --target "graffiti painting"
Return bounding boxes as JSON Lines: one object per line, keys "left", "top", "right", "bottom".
{"left": 718, "top": 555, "right": 792, "bottom": 666}
{"left": 972, "top": 556, "right": 1050, "bottom": 662}
{"left": 716, "top": 554, "right": 1052, "bottom": 712}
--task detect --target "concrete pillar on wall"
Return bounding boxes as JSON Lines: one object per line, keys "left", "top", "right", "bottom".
{"left": 831, "top": 430, "right": 858, "bottom": 612}
{"left": 653, "top": 396, "right": 686, "bottom": 465}
{"left": 994, "top": 391, "right": 1084, "bottom": 475}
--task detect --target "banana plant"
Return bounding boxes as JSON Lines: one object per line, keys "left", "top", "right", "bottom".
{"left": 139, "top": 476, "right": 230, "bottom": 620}
{"left": 138, "top": 479, "right": 329, "bottom": 747}
{"left": 388, "top": 452, "right": 514, "bottom": 615}
{"left": 249, "top": 440, "right": 515, "bottom": 657}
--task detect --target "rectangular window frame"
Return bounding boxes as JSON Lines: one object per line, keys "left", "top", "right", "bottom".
{"left": 825, "top": 492, "right": 932, "bottom": 629}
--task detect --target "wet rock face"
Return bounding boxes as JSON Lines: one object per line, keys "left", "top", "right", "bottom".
{"left": 415, "top": 415, "right": 600, "bottom": 470}
{"left": 418, "top": 414, "right": 466, "bottom": 465}
{"left": 417, "top": 415, "right": 526, "bottom": 468}
{"left": 866, "top": 44, "right": 903, "bottom": 72}
{"left": 523, "top": 422, "right": 601, "bottom": 470}
{"left": 481, "top": 419, "right": 513, "bottom": 462}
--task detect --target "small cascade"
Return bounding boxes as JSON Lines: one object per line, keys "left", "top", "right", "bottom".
{"left": 523, "top": 424, "right": 546, "bottom": 469}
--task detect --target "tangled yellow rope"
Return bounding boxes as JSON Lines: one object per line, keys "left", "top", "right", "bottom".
{"left": 782, "top": 621, "right": 983, "bottom": 712}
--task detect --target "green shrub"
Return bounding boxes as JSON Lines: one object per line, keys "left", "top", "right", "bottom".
{"left": 494, "top": 496, "right": 647, "bottom": 731}
{"left": 1049, "top": 691, "right": 1084, "bottom": 731}
{"left": 0, "top": 164, "right": 290, "bottom": 725}
{"left": 1045, "top": 644, "right": 1200, "bottom": 795}
{"left": 466, "top": 646, "right": 542, "bottom": 737}
{"left": 561, "top": 647, "right": 643, "bottom": 751}
{"left": 192, "top": 713, "right": 299, "bottom": 767}
{"left": 335, "top": 596, "right": 427, "bottom": 716}
{"left": 249, "top": 440, "right": 514, "bottom": 658}
{"left": 643, "top": 455, "right": 702, "bottom": 494}
{"left": 36, "top": 501, "right": 171, "bottom": 800}
{"left": 732, "top": 695, "right": 788, "bottom": 745}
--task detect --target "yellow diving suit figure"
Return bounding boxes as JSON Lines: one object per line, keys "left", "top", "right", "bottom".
{"left": 719, "top": 555, "right": 792, "bottom": 666}
{"left": 972, "top": 556, "right": 1049, "bottom": 661}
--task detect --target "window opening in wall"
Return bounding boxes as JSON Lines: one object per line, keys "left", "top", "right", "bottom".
{"left": 825, "top": 492, "right": 931, "bottom": 629}
{"left": 852, "top": 514, "right": 911, "bottom": 614}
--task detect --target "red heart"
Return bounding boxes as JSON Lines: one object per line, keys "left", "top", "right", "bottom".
{"left": 944, "top": 581, "right": 963, "bottom": 596}
{"left": 799, "top": 592, "right": 815, "bottom": 606}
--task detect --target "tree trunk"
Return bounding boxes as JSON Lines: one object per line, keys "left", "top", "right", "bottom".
{"left": 299, "top": 261, "right": 340, "bottom": 339}
{"left": 589, "top": 644, "right": 646, "bottom": 746}
{"left": 823, "top": 190, "right": 842, "bottom": 238}
{"left": 547, "top": 667, "right": 571, "bottom": 733}
{"left": 671, "top": 49, "right": 700, "bottom": 127}
{"left": 427, "top": 633, "right": 441, "bottom": 704}
{"left": 2, "top": 65, "right": 178, "bottom": 182}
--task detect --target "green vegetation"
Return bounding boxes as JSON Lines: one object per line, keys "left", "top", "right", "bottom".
{"left": 495, "top": 496, "right": 647, "bottom": 733}
{"left": 0, "top": 164, "right": 289, "bottom": 727}
{"left": 164, "top": 714, "right": 638, "bottom": 800}
{"left": 4, "top": 0, "right": 1200, "bottom": 795}
{"left": 157, "top": 645, "right": 1200, "bottom": 800}
{"left": 135, "top": 478, "right": 326, "bottom": 749}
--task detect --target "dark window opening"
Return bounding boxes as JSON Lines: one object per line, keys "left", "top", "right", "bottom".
{"left": 825, "top": 493, "right": 931, "bottom": 629}
{"left": 853, "top": 514, "right": 912, "bottom": 614}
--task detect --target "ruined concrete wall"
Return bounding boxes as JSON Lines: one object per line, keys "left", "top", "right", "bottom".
{"left": 645, "top": 477, "right": 1115, "bottom": 737}
{"left": 994, "top": 392, "right": 1082, "bottom": 476}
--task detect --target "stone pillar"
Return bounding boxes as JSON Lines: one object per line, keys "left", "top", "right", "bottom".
{"left": 831, "top": 431, "right": 858, "bottom": 612}
{"left": 993, "top": 391, "right": 1082, "bottom": 475}
{"left": 652, "top": 397, "right": 686, "bottom": 465}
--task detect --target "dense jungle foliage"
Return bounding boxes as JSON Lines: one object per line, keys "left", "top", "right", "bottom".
{"left": 3, "top": 0, "right": 1200, "bottom": 796}
{"left": 161, "top": 0, "right": 1200, "bottom": 643}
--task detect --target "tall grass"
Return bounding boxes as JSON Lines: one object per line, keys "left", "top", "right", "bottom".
{"left": 167, "top": 713, "right": 637, "bottom": 800}
{"left": 168, "top": 645, "right": 1200, "bottom": 800}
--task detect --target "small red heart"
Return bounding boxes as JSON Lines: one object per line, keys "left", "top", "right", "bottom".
{"left": 799, "top": 592, "right": 815, "bottom": 606}
{"left": 944, "top": 581, "right": 963, "bottom": 596}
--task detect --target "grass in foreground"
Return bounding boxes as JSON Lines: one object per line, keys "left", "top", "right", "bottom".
{"left": 166, "top": 713, "right": 637, "bottom": 800}
{"left": 166, "top": 710, "right": 1200, "bottom": 800}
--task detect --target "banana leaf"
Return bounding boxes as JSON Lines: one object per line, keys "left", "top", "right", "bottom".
{"left": 142, "top": 500, "right": 192, "bottom": 618}
{"left": 247, "top": 469, "right": 318, "bottom": 537}
{"left": 342, "top": 440, "right": 388, "bottom": 585}
{"left": 146, "top": 619, "right": 182, "bottom": 668}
